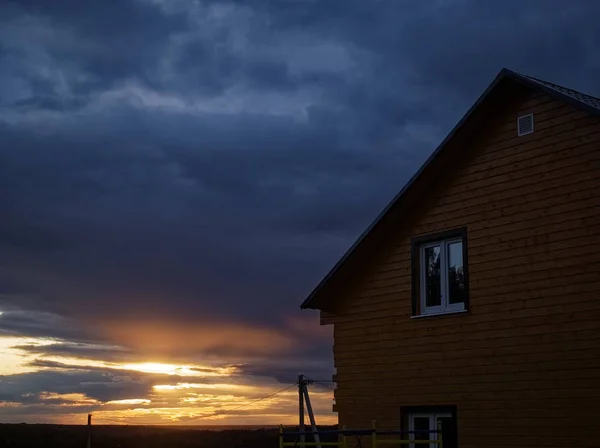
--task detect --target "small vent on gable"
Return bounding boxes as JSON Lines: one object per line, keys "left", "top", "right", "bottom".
{"left": 517, "top": 113, "right": 534, "bottom": 136}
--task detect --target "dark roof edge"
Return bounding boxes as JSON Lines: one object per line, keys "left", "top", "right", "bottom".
{"left": 510, "top": 72, "right": 600, "bottom": 119}
{"left": 301, "top": 68, "right": 600, "bottom": 310}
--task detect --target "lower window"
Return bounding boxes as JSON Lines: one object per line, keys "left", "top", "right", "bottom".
{"left": 401, "top": 406, "right": 458, "bottom": 448}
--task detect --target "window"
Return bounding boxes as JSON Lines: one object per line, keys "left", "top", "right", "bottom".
{"left": 411, "top": 228, "right": 469, "bottom": 316}
{"left": 401, "top": 406, "right": 458, "bottom": 448}
{"left": 409, "top": 412, "right": 452, "bottom": 448}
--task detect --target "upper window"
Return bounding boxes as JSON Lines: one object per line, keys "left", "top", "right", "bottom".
{"left": 411, "top": 228, "right": 469, "bottom": 316}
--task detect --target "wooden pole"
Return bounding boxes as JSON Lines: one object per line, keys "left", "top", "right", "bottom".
{"left": 298, "top": 374, "right": 305, "bottom": 447}
{"left": 87, "top": 414, "right": 92, "bottom": 448}
{"left": 372, "top": 420, "right": 377, "bottom": 448}
{"left": 303, "top": 384, "right": 321, "bottom": 448}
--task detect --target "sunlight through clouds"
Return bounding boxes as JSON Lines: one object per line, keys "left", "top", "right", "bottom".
{"left": 0, "top": 333, "right": 335, "bottom": 425}
{"left": 89, "top": 387, "right": 337, "bottom": 426}
{"left": 0, "top": 337, "right": 56, "bottom": 375}
{"left": 106, "top": 398, "right": 152, "bottom": 405}
{"left": 153, "top": 383, "right": 251, "bottom": 391}
{"left": 39, "top": 392, "right": 99, "bottom": 405}
{"left": 120, "top": 362, "right": 238, "bottom": 377}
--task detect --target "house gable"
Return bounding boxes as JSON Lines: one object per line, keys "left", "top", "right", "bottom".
{"left": 333, "top": 89, "right": 600, "bottom": 321}
{"left": 322, "top": 83, "right": 600, "bottom": 445}
{"left": 302, "top": 68, "right": 600, "bottom": 314}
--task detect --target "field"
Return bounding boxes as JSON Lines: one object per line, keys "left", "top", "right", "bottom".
{"left": 0, "top": 424, "right": 338, "bottom": 448}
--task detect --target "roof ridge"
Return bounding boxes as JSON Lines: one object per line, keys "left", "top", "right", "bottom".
{"left": 515, "top": 72, "right": 600, "bottom": 109}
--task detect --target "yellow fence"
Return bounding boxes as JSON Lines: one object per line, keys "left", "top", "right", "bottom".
{"left": 279, "top": 420, "right": 443, "bottom": 448}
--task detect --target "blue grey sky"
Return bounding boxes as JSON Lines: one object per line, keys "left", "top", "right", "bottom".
{"left": 1, "top": 0, "right": 600, "bottom": 424}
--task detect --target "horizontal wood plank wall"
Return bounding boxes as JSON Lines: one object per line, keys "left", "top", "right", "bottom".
{"left": 328, "top": 91, "right": 600, "bottom": 448}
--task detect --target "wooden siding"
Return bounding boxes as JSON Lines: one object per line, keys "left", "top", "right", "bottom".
{"left": 326, "top": 91, "right": 600, "bottom": 448}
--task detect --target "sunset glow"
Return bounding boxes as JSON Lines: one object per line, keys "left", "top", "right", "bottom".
{"left": 0, "top": 333, "right": 336, "bottom": 426}
{"left": 107, "top": 399, "right": 152, "bottom": 405}
{"left": 120, "top": 362, "right": 237, "bottom": 377}
{"left": 153, "top": 383, "right": 251, "bottom": 391}
{"left": 0, "top": 337, "right": 56, "bottom": 375}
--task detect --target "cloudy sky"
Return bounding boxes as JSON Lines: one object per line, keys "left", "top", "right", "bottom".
{"left": 1, "top": 0, "right": 600, "bottom": 426}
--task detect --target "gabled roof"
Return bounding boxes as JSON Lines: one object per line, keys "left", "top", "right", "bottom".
{"left": 521, "top": 74, "right": 600, "bottom": 112}
{"left": 301, "top": 68, "right": 600, "bottom": 311}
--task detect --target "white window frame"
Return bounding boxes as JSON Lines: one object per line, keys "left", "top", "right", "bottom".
{"left": 419, "top": 237, "right": 465, "bottom": 316}
{"left": 408, "top": 412, "right": 450, "bottom": 448}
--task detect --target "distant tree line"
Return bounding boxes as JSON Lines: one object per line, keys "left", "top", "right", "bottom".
{"left": 0, "top": 423, "right": 338, "bottom": 448}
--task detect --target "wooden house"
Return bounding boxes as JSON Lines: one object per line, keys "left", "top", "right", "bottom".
{"left": 301, "top": 68, "right": 600, "bottom": 448}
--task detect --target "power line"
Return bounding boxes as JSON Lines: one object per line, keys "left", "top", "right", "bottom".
{"left": 93, "top": 415, "right": 131, "bottom": 425}
{"left": 304, "top": 377, "right": 336, "bottom": 391}
{"left": 89, "top": 379, "right": 320, "bottom": 425}
{"left": 90, "top": 384, "right": 296, "bottom": 425}
{"left": 312, "top": 382, "right": 335, "bottom": 391}
{"left": 181, "top": 382, "right": 298, "bottom": 422}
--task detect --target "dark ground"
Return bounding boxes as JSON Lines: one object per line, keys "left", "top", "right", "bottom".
{"left": 0, "top": 424, "right": 339, "bottom": 448}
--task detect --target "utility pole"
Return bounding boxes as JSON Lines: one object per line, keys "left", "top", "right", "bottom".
{"left": 298, "top": 375, "right": 321, "bottom": 448}
{"left": 298, "top": 374, "right": 305, "bottom": 446}
{"left": 86, "top": 414, "right": 92, "bottom": 448}
{"left": 303, "top": 382, "right": 321, "bottom": 448}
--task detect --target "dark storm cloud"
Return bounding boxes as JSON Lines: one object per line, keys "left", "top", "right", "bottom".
{"left": 0, "top": 103, "right": 406, "bottom": 324}
{"left": 0, "top": 358, "right": 304, "bottom": 415}
{"left": 237, "top": 359, "right": 333, "bottom": 386}
{"left": 1, "top": 0, "right": 188, "bottom": 94}
{"left": 13, "top": 343, "right": 134, "bottom": 363}
{"left": 12, "top": 96, "right": 89, "bottom": 112}
{"left": 0, "top": 308, "right": 98, "bottom": 341}
{"left": 0, "top": 368, "right": 152, "bottom": 404}
{"left": 24, "top": 360, "right": 229, "bottom": 387}
{"left": 2, "top": 1, "right": 600, "bottom": 412}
